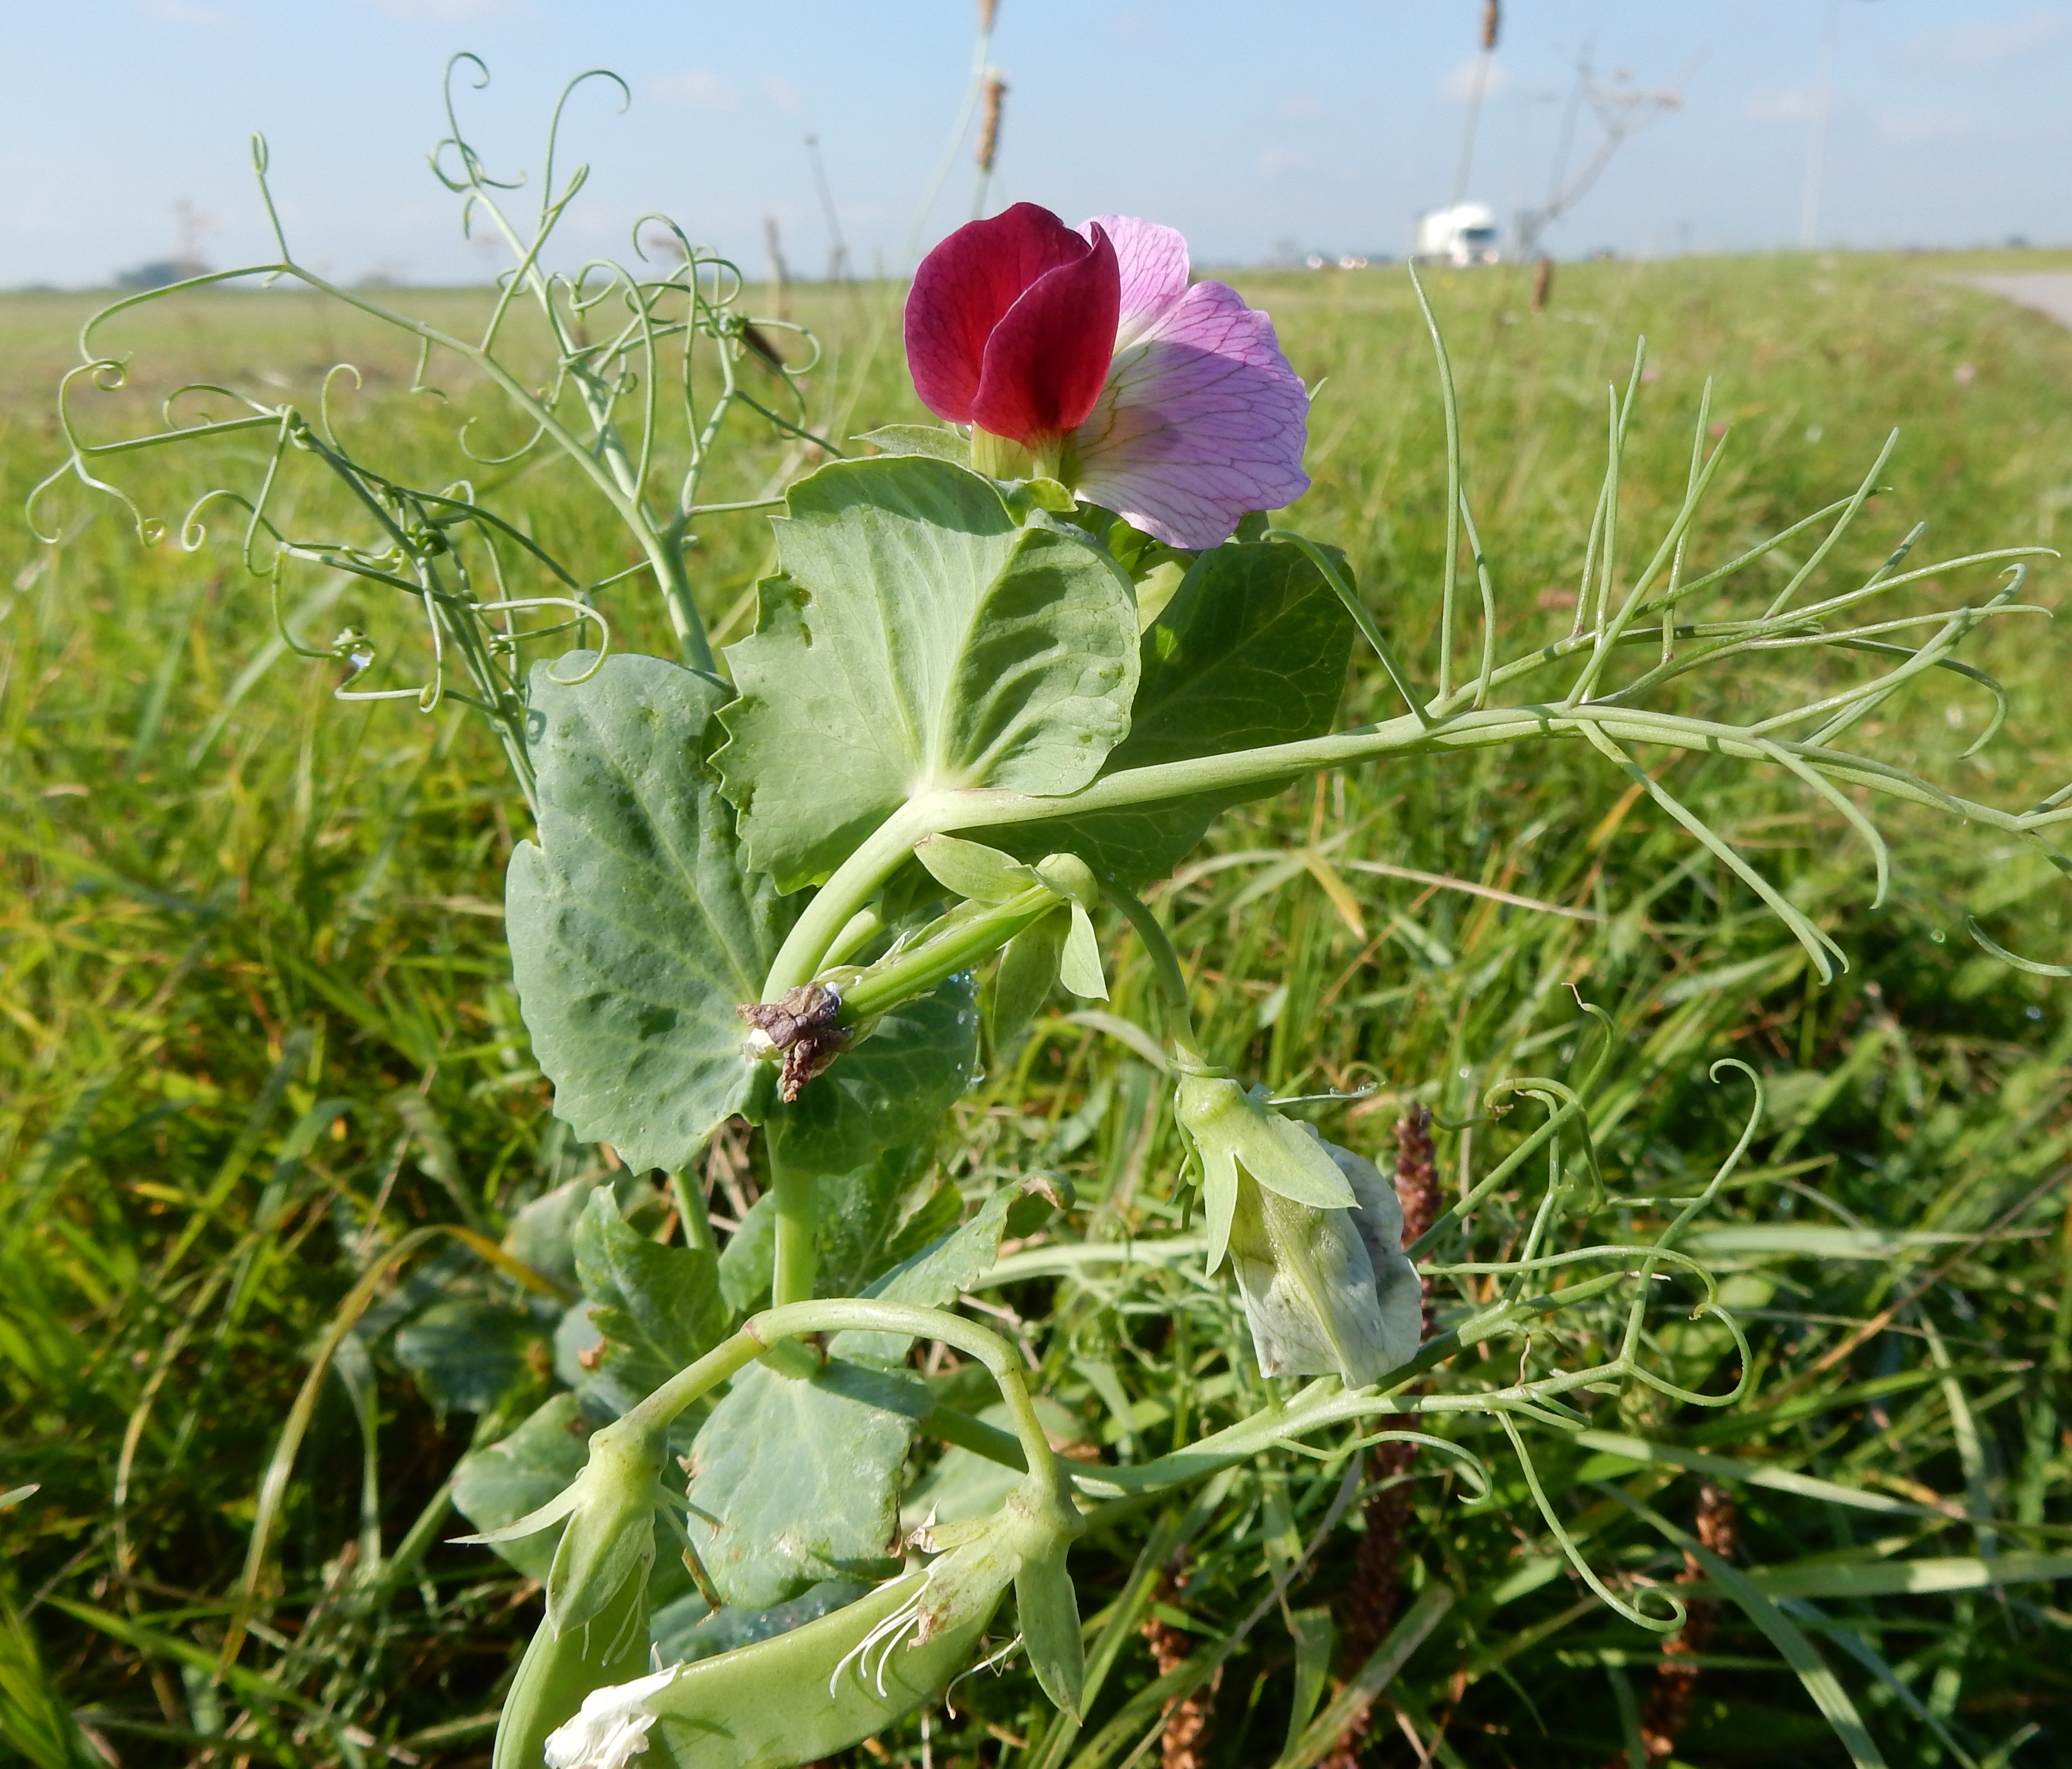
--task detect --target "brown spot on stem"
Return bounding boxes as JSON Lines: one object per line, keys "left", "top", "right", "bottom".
{"left": 738, "top": 985, "right": 851, "bottom": 1099}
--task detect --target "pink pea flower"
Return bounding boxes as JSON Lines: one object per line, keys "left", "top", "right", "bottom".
{"left": 904, "top": 202, "right": 1311, "bottom": 550}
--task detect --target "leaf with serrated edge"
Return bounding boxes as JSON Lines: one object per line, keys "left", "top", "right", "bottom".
{"left": 715, "top": 457, "right": 1140, "bottom": 891}
{"left": 574, "top": 1191, "right": 725, "bottom": 1409}
{"left": 831, "top": 1176, "right": 1061, "bottom": 1365}
{"left": 508, "top": 654, "right": 790, "bottom": 1172}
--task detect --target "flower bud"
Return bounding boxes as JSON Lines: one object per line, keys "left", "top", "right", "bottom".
{"left": 1223, "top": 1139, "right": 1422, "bottom": 1389}
{"left": 456, "top": 1414, "right": 666, "bottom": 1638}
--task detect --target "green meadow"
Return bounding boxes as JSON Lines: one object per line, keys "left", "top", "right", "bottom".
{"left": 4, "top": 249, "right": 2071, "bottom": 1766}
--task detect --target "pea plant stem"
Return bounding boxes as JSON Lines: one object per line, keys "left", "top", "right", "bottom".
{"left": 768, "top": 1147, "right": 818, "bottom": 1307}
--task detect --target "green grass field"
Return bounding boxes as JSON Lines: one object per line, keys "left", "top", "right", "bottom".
{"left": 4, "top": 249, "right": 2071, "bottom": 1768}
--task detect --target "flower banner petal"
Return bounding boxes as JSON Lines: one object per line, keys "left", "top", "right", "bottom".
{"left": 905, "top": 203, "right": 1093, "bottom": 424}
{"left": 1071, "top": 279, "right": 1310, "bottom": 549}
{"left": 971, "top": 224, "right": 1120, "bottom": 446}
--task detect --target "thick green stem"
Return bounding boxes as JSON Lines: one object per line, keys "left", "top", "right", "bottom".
{"left": 768, "top": 1146, "right": 818, "bottom": 1307}
{"left": 761, "top": 800, "right": 941, "bottom": 999}
{"left": 835, "top": 884, "right": 1057, "bottom": 1024}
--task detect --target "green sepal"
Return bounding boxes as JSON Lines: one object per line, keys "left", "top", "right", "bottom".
{"left": 1015, "top": 1536, "right": 1086, "bottom": 1720}
{"left": 989, "top": 909, "right": 1067, "bottom": 1050}
{"left": 853, "top": 423, "right": 967, "bottom": 461}
{"left": 1058, "top": 902, "right": 1108, "bottom": 1000}
{"left": 458, "top": 1410, "right": 670, "bottom": 1638}
{"left": 1175, "top": 1073, "right": 1357, "bottom": 1270}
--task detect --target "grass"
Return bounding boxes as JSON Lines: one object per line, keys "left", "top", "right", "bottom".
{"left": 3, "top": 247, "right": 2071, "bottom": 1768}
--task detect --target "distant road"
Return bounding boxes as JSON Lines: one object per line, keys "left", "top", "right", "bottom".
{"left": 1959, "top": 273, "right": 2072, "bottom": 329}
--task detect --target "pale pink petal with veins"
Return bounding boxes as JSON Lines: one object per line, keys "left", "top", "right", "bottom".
{"left": 1070, "top": 277, "right": 1311, "bottom": 551}
{"left": 1080, "top": 213, "right": 1190, "bottom": 348}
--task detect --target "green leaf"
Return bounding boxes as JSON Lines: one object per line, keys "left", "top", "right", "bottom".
{"left": 714, "top": 457, "right": 1140, "bottom": 891}
{"left": 716, "top": 1194, "right": 778, "bottom": 1317}
{"left": 451, "top": 1393, "right": 593, "bottom": 1581}
{"left": 507, "top": 653, "right": 791, "bottom": 1174}
{"left": 915, "top": 833, "right": 1043, "bottom": 903}
{"left": 505, "top": 1174, "right": 619, "bottom": 1292}
{"left": 683, "top": 1359, "right": 933, "bottom": 1609}
{"left": 989, "top": 909, "right": 1067, "bottom": 1050}
{"left": 766, "top": 974, "right": 980, "bottom": 1181}
{"left": 392, "top": 1299, "right": 548, "bottom": 1415}
{"left": 818, "top": 1163, "right": 960, "bottom": 1303}
{"left": 999, "top": 538, "right": 1357, "bottom": 883}
{"left": 573, "top": 1191, "right": 725, "bottom": 1413}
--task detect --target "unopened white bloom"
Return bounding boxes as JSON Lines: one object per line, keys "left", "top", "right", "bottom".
{"left": 542, "top": 1664, "right": 683, "bottom": 1769}
{"left": 1229, "top": 1140, "right": 1423, "bottom": 1388}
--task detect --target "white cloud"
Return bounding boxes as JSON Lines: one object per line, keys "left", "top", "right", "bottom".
{"left": 1258, "top": 147, "right": 1308, "bottom": 177}
{"left": 1899, "top": 8, "right": 2068, "bottom": 68}
{"left": 135, "top": 0, "right": 231, "bottom": 26}
{"left": 1747, "top": 85, "right": 1822, "bottom": 123}
{"left": 1276, "top": 94, "right": 1325, "bottom": 121}
{"left": 648, "top": 69, "right": 742, "bottom": 111}
{"left": 1438, "top": 55, "right": 1510, "bottom": 103}
{"left": 762, "top": 78, "right": 805, "bottom": 115}
{"left": 1878, "top": 106, "right": 1975, "bottom": 146}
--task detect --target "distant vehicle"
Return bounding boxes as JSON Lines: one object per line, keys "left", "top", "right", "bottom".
{"left": 1412, "top": 203, "right": 1500, "bottom": 266}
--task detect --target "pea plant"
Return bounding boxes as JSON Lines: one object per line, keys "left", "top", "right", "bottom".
{"left": 40, "top": 67, "right": 2067, "bottom": 1769}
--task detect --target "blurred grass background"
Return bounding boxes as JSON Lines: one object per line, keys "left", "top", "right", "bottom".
{"left": 4, "top": 249, "right": 2071, "bottom": 1767}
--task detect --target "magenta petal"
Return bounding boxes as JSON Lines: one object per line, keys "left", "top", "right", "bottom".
{"left": 1071, "top": 279, "right": 1311, "bottom": 550}
{"left": 970, "top": 224, "right": 1121, "bottom": 446}
{"left": 1080, "top": 214, "right": 1190, "bottom": 347}
{"left": 904, "top": 203, "right": 1093, "bottom": 424}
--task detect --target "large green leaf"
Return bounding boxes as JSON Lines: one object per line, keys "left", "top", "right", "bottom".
{"left": 683, "top": 1359, "right": 933, "bottom": 1609}
{"left": 715, "top": 457, "right": 1141, "bottom": 891}
{"left": 998, "top": 539, "right": 1356, "bottom": 883}
{"left": 572, "top": 1190, "right": 726, "bottom": 1416}
{"left": 507, "top": 653, "right": 790, "bottom": 1174}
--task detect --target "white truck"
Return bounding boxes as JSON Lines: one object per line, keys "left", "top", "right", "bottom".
{"left": 1412, "top": 203, "right": 1500, "bottom": 266}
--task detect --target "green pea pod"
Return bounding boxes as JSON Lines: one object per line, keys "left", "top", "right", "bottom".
{"left": 639, "top": 1564, "right": 1006, "bottom": 1768}
{"left": 493, "top": 1570, "right": 651, "bottom": 1769}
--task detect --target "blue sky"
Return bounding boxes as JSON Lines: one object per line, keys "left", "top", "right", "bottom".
{"left": 4, "top": 1, "right": 2068, "bottom": 287}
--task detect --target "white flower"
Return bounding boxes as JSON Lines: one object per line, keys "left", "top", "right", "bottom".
{"left": 542, "top": 1664, "right": 683, "bottom": 1769}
